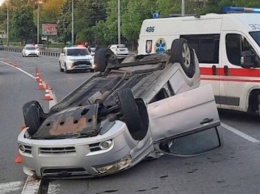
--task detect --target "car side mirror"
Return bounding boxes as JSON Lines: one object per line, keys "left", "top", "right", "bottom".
{"left": 157, "top": 127, "right": 221, "bottom": 157}
{"left": 241, "top": 50, "right": 255, "bottom": 68}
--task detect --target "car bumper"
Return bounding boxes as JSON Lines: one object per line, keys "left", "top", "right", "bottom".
{"left": 24, "top": 52, "right": 39, "bottom": 57}
{"left": 67, "top": 62, "right": 93, "bottom": 71}
{"left": 18, "top": 120, "right": 153, "bottom": 179}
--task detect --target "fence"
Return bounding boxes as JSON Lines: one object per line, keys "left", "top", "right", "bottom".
{"left": 1, "top": 45, "right": 61, "bottom": 57}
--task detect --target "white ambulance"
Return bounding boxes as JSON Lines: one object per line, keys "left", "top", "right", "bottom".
{"left": 138, "top": 8, "right": 260, "bottom": 116}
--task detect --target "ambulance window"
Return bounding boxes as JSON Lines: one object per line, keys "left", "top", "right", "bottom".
{"left": 249, "top": 31, "right": 260, "bottom": 47}
{"left": 180, "top": 34, "right": 219, "bottom": 64}
{"left": 145, "top": 40, "right": 152, "bottom": 53}
{"left": 200, "top": 38, "right": 218, "bottom": 63}
{"left": 226, "top": 34, "right": 241, "bottom": 65}
{"left": 241, "top": 37, "right": 254, "bottom": 52}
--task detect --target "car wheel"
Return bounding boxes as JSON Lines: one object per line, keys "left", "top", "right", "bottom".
{"left": 23, "top": 100, "right": 45, "bottom": 136}
{"left": 94, "top": 48, "right": 114, "bottom": 72}
{"left": 59, "top": 62, "right": 64, "bottom": 72}
{"left": 117, "top": 88, "right": 148, "bottom": 140}
{"left": 170, "top": 38, "right": 195, "bottom": 78}
{"left": 64, "top": 63, "right": 69, "bottom": 73}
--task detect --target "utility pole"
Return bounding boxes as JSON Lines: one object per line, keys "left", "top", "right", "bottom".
{"left": 37, "top": 2, "right": 40, "bottom": 44}
{"left": 181, "top": 0, "right": 185, "bottom": 16}
{"left": 7, "top": 4, "right": 9, "bottom": 46}
{"left": 71, "top": 0, "right": 74, "bottom": 45}
{"left": 117, "top": 0, "right": 121, "bottom": 44}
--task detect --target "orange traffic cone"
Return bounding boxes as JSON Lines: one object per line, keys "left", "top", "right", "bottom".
{"left": 20, "top": 125, "right": 26, "bottom": 131}
{"left": 15, "top": 125, "right": 26, "bottom": 163}
{"left": 43, "top": 84, "right": 53, "bottom": 101}
{"left": 35, "top": 67, "right": 40, "bottom": 82}
{"left": 37, "top": 77, "right": 45, "bottom": 90}
{"left": 14, "top": 153, "right": 23, "bottom": 163}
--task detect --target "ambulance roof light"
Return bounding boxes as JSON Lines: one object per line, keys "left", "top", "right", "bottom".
{"left": 223, "top": 6, "right": 260, "bottom": 13}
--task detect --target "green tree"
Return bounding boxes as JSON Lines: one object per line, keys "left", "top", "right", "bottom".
{"left": 10, "top": 5, "right": 36, "bottom": 43}
{"left": 56, "top": 0, "right": 107, "bottom": 45}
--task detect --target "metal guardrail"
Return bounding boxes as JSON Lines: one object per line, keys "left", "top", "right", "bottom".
{"left": 1, "top": 45, "right": 137, "bottom": 57}
{"left": 1, "top": 45, "right": 61, "bottom": 57}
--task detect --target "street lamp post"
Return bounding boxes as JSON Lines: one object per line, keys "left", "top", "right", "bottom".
{"left": 6, "top": 4, "right": 9, "bottom": 46}
{"left": 37, "top": 1, "right": 41, "bottom": 44}
{"left": 71, "top": 0, "right": 74, "bottom": 45}
{"left": 37, "top": 2, "right": 39, "bottom": 43}
{"left": 181, "top": 0, "right": 185, "bottom": 16}
{"left": 117, "top": 0, "right": 121, "bottom": 44}
{"left": 37, "top": 1, "right": 43, "bottom": 44}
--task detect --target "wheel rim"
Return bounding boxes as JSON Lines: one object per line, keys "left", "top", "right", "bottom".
{"left": 182, "top": 43, "right": 191, "bottom": 68}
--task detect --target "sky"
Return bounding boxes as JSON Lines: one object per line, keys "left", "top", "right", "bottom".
{"left": 0, "top": 0, "right": 4, "bottom": 6}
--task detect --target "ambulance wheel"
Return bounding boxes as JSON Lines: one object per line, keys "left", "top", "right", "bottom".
{"left": 23, "top": 100, "right": 45, "bottom": 136}
{"left": 117, "top": 88, "right": 148, "bottom": 140}
{"left": 94, "top": 48, "right": 114, "bottom": 72}
{"left": 170, "top": 38, "right": 195, "bottom": 78}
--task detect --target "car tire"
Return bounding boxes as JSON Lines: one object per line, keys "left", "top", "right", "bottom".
{"left": 23, "top": 100, "right": 45, "bottom": 136}
{"left": 94, "top": 48, "right": 114, "bottom": 72}
{"left": 59, "top": 62, "right": 64, "bottom": 72}
{"left": 170, "top": 38, "right": 195, "bottom": 78}
{"left": 64, "top": 63, "right": 69, "bottom": 73}
{"left": 117, "top": 88, "right": 147, "bottom": 140}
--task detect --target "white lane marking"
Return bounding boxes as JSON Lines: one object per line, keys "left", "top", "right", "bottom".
{"left": 2, "top": 61, "right": 35, "bottom": 79}
{"left": 0, "top": 181, "right": 23, "bottom": 194}
{"left": 21, "top": 176, "right": 41, "bottom": 194}
{"left": 49, "top": 88, "right": 58, "bottom": 109}
{"left": 1, "top": 60, "right": 58, "bottom": 108}
{"left": 221, "top": 122, "right": 260, "bottom": 143}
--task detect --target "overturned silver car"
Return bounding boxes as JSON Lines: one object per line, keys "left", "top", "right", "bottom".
{"left": 17, "top": 39, "right": 221, "bottom": 179}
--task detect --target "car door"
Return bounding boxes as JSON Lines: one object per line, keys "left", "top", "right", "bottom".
{"left": 148, "top": 84, "right": 220, "bottom": 143}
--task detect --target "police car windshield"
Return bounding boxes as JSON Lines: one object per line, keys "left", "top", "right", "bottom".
{"left": 67, "top": 48, "right": 89, "bottom": 56}
{"left": 249, "top": 31, "right": 260, "bottom": 47}
{"left": 26, "top": 47, "right": 37, "bottom": 50}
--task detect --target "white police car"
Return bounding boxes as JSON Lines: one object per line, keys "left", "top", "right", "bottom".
{"left": 58, "top": 46, "right": 94, "bottom": 73}
{"left": 22, "top": 44, "right": 40, "bottom": 57}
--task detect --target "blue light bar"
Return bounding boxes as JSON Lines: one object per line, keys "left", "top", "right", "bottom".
{"left": 223, "top": 6, "right": 260, "bottom": 13}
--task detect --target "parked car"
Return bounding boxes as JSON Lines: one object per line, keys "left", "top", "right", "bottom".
{"left": 90, "top": 47, "right": 96, "bottom": 56}
{"left": 109, "top": 44, "right": 129, "bottom": 55}
{"left": 22, "top": 44, "right": 40, "bottom": 57}
{"left": 58, "top": 45, "right": 94, "bottom": 73}
{"left": 18, "top": 38, "right": 221, "bottom": 179}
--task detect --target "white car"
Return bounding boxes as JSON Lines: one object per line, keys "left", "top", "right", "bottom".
{"left": 90, "top": 47, "right": 96, "bottom": 56}
{"left": 22, "top": 44, "right": 40, "bottom": 57}
{"left": 18, "top": 39, "right": 221, "bottom": 179}
{"left": 109, "top": 44, "right": 129, "bottom": 55}
{"left": 58, "top": 46, "right": 94, "bottom": 73}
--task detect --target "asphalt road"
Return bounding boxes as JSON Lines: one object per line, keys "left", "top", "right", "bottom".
{"left": 0, "top": 51, "right": 259, "bottom": 194}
